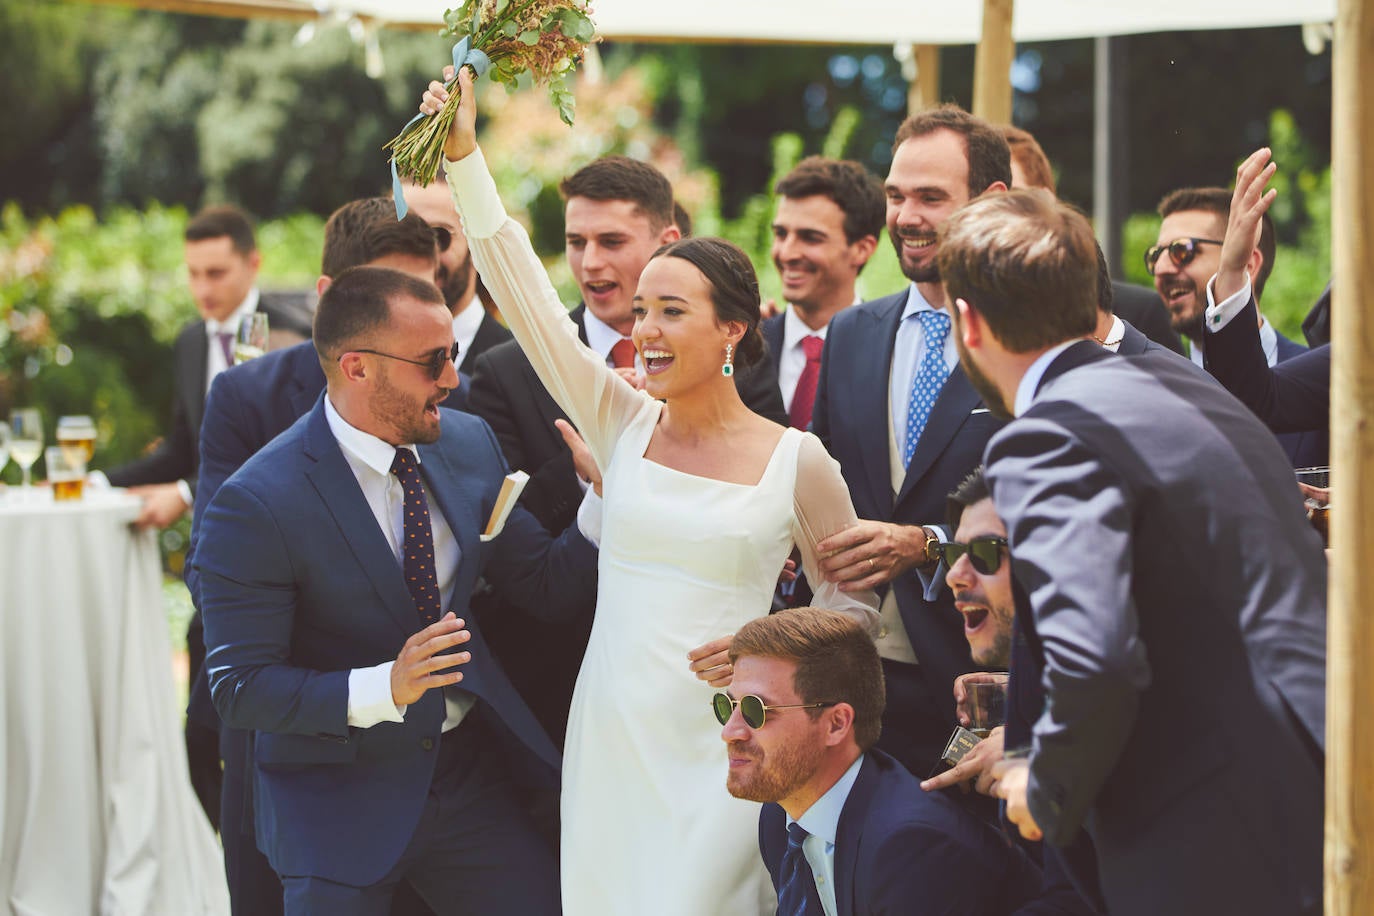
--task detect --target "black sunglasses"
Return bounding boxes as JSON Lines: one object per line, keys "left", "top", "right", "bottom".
{"left": 346, "top": 342, "right": 460, "bottom": 381}
{"left": 432, "top": 226, "right": 453, "bottom": 252}
{"left": 934, "top": 536, "right": 1008, "bottom": 576}
{"left": 1144, "top": 237, "right": 1223, "bottom": 274}
{"left": 712, "top": 692, "right": 836, "bottom": 729}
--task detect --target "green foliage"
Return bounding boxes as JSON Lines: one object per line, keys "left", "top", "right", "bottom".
{"left": 0, "top": 202, "right": 323, "bottom": 476}
{"left": 1120, "top": 109, "right": 1330, "bottom": 343}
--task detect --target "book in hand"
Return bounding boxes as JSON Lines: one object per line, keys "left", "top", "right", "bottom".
{"left": 480, "top": 470, "right": 530, "bottom": 542}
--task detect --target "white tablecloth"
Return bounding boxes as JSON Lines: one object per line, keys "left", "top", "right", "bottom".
{"left": 0, "top": 490, "right": 229, "bottom": 915}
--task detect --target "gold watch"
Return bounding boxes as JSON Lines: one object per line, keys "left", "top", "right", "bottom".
{"left": 921, "top": 527, "right": 941, "bottom": 566}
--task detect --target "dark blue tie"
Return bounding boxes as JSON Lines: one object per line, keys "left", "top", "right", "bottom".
{"left": 777, "top": 822, "right": 822, "bottom": 916}
{"left": 390, "top": 448, "right": 442, "bottom": 625}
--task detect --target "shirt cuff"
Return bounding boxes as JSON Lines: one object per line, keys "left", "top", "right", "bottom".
{"left": 576, "top": 488, "right": 603, "bottom": 548}
{"left": 444, "top": 146, "right": 507, "bottom": 240}
{"left": 347, "top": 661, "right": 406, "bottom": 728}
{"left": 916, "top": 525, "right": 951, "bottom": 602}
{"left": 176, "top": 478, "right": 194, "bottom": 508}
{"left": 1204, "top": 272, "right": 1253, "bottom": 333}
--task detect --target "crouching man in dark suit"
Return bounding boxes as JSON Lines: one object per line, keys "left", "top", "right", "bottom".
{"left": 198, "top": 266, "right": 599, "bottom": 914}
{"left": 720, "top": 608, "right": 1043, "bottom": 916}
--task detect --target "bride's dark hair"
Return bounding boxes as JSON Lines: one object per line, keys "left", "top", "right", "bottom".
{"left": 652, "top": 237, "right": 766, "bottom": 368}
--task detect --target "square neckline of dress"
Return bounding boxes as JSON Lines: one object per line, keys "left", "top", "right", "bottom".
{"left": 636, "top": 420, "right": 796, "bottom": 490}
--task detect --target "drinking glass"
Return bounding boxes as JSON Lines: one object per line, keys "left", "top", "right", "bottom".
{"left": 1295, "top": 466, "right": 1330, "bottom": 546}
{"left": 0, "top": 421, "right": 10, "bottom": 480}
{"left": 9, "top": 409, "right": 43, "bottom": 492}
{"left": 46, "top": 446, "right": 85, "bottom": 501}
{"left": 235, "top": 313, "right": 270, "bottom": 363}
{"left": 967, "top": 676, "right": 1010, "bottom": 738}
{"left": 57, "top": 415, "right": 97, "bottom": 464}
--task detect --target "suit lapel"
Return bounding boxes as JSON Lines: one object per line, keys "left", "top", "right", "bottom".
{"left": 300, "top": 403, "right": 418, "bottom": 638}
{"left": 853, "top": 295, "right": 906, "bottom": 518}
{"left": 893, "top": 365, "right": 979, "bottom": 511}
{"left": 833, "top": 753, "right": 879, "bottom": 916}
{"left": 186, "top": 321, "right": 210, "bottom": 436}
{"left": 415, "top": 439, "right": 485, "bottom": 616}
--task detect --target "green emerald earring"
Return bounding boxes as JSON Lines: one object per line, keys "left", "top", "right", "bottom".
{"left": 721, "top": 343, "right": 734, "bottom": 377}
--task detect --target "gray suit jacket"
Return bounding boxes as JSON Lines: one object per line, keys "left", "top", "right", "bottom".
{"left": 986, "top": 341, "right": 1326, "bottom": 916}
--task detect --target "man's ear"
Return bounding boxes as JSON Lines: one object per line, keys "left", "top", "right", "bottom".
{"left": 336, "top": 351, "right": 369, "bottom": 383}
{"left": 1246, "top": 246, "right": 1265, "bottom": 288}
{"left": 316, "top": 275, "right": 332, "bottom": 297}
{"left": 824, "top": 703, "right": 856, "bottom": 748}
{"left": 659, "top": 224, "right": 682, "bottom": 246}
{"left": 954, "top": 297, "right": 983, "bottom": 350}
{"left": 850, "top": 235, "right": 879, "bottom": 271}
{"left": 247, "top": 249, "right": 263, "bottom": 275}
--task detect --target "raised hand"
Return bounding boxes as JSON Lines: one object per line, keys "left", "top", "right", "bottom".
{"left": 688, "top": 634, "right": 735, "bottom": 687}
{"left": 1215, "top": 147, "right": 1278, "bottom": 303}
{"left": 420, "top": 65, "right": 479, "bottom": 163}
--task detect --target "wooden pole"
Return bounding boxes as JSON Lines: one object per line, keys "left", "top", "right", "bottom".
{"left": 1326, "top": 0, "right": 1374, "bottom": 912}
{"left": 972, "top": 0, "right": 1014, "bottom": 123}
{"left": 907, "top": 45, "right": 942, "bottom": 114}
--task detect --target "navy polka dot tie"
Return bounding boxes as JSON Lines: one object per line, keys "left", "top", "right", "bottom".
{"left": 390, "top": 448, "right": 441, "bottom": 625}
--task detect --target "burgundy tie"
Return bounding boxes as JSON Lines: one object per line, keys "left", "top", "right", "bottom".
{"left": 215, "top": 331, "right": 235, "bottom": 366}
{"left": 787, "top": 335, "right": 824, "bottom": 430}
{"left": 389, "top": 448, "right": 442, "bottom": 625}
{"left": 610, "top": 338, "right": 636, "bottom": 369}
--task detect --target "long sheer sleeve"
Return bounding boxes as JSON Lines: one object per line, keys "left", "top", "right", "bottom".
{"left": 444, "top": 148, "right": 652, "bottom": 471}
{"left": 791, "top": 433, "right": 880, "bottom": 635}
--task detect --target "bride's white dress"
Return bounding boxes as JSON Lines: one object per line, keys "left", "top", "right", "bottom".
{"left": 446, "top": 149, "right": 877, "bottom": 916}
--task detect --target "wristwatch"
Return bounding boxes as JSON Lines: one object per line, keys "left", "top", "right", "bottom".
{"left": 920, "top": 527, "right": 941, "bottom": 566}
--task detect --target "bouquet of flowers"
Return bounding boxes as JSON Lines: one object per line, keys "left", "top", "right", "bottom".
{"left": 386, "top": 0, "right": 596, "bottom": 194}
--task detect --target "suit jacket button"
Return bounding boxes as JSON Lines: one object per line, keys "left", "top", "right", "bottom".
{"left": 421, "top": 738, "right": 435, "bottom": 751}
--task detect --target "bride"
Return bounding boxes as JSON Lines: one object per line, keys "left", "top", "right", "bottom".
{"left": 422, "top": 67, "right": 878, "bottom": 916}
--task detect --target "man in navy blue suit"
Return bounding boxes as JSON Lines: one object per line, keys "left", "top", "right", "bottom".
{"left": 723, "top": 608, "right": 1043, "bottom": 915}
{"left": 942, "top": 188, "right": 1325, "bottom": 916}
{"left": 185, "top": 197, "right": 449, "bottom": 916}
{"left": 198, "top": 267, "right": 598, "bottom": 914}
{"left": 811, "top": 105, "right": 1010, "bottom": 777}
{"left": 1147, "top": 184, "right": 1326, "bottom": 466}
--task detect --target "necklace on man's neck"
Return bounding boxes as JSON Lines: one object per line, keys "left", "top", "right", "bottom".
{"left": 1092, "top": 330, "right": 1124, "bottom": 348}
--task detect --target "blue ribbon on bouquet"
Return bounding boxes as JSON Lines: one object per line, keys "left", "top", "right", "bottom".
{"left": 391, "top": 34, "right": 491, "bottom": 219}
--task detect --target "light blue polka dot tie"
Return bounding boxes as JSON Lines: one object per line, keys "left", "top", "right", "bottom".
{"left": 903, "top": 310, "right": 951, "bottom": 467}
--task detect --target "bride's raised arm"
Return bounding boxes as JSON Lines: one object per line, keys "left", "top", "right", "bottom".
{"left": 428, "top": 67, "right": 649, "bottom": 470}
{"left": 792, "top": 435, "right": 881, "bottom": 634}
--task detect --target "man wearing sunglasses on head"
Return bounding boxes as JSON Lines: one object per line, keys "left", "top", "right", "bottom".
{"left": 721, "top": 607, "right": 1044, "bottom": 916}
{"left": 1147, "top": 185, "right": 1325, "bottom": 468}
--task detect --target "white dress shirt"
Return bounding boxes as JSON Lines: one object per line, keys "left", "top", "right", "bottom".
{"left": 325, "top": 396, "right": 475, "bottom": 732}
{"left": 778, "top": 307, "right": 831, "bottom": 413}
{"left": 451, "top": 296, "right": 486, "bottom": 367}
{"left": 788, "top": 754, "right": 865, "bottom": 916}
{"left": 1193, "top": 272, "right": 1279, "bottom": 367}
{"left": 203, "top": 289, "right": 260, "bottom": 393}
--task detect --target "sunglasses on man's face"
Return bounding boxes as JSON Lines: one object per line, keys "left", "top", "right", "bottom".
{"left": 1144, "top": 237, "right": 1224, "bottom": 274}
{"left": 432, "top": 227, "right": 453, "bottom": 252}
{"left": 934, "top": 536, "right": 1008, "bottom": 576}
{"left": 345, "top": 341, "right": 461, "bottom": 381}
{"left": 712, "top": 692, "right": 836, "bottom": 729}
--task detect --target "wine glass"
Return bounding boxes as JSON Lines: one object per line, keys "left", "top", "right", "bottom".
{"left": 234, "top": 313, "right": 270, "bottom": 363}
{"left": 9, "top": 409, "right": 43, "bottom": 494}
{"left": 0, "top": 421, "right": 11, "bottom": 490}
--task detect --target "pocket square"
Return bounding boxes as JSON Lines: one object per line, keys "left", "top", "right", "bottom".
{"left": 971, "top": 407, "right": 990, "bottom": 415}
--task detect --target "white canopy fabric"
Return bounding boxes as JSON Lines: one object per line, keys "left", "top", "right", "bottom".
{"left": 92, "top": 0, "right": 1337, "bottom": 44}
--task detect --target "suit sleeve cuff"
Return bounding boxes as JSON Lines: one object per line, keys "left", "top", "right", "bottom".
{"left": 1204, "top": 273, "right": 1253, "bottom": 332}
{"left": 915, "top": 525, "right": 951, "bottom": 601}
{"left": 347, "top": 662, "right": 407, "bottom": 728}
{"left": 176, "top": 478, "right": 194, "bottom": 508}
{"left": 444, "top": 146, "right": 507, "bottom": 240}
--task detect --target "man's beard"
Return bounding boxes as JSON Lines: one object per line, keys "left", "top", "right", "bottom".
{"left": 370, "top": 367, "right": 443, "bottom": 445}
{"left": 889, "top": 226, "right": 940, "bottom": 284}
{"left": 725, "top": 737, "right": 823, "bottom": 805}
{"left": 954, "top": 330, "right": 1013, "bottom": 420}
{"left": 439, "top": 253, "right": 475, "bottom": 313}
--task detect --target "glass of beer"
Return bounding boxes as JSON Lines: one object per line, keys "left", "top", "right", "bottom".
{"left": 235, "top": 313, "right": 270, "bottom": 363}
{"left": 967, "top": 676, "right": 1010, "bottom": 738}
{"left": 46, "top": 446, "right": 85, "bottom": 501}
{"left": 9, "top": 408, "right": 43, "bottom": 493}
{"left": 57, "top": 415, "right": 97, "bottom": 464}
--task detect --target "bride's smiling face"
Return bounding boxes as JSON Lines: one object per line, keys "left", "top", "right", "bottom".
{"left": 632, "top": 255, "right": 743, "bottom": 401}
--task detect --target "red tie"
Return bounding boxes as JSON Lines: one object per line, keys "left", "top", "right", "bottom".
{"left": 610, "top": 338, "right": 636, "bottom": 369}
{"left": 787, "top": 335, "right": 824, "bottom": 430}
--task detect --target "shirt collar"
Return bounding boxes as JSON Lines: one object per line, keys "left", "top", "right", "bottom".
{"left": 788, "top": 754, "right": 865, "bottom": 847}
{"left": 451, "top": 298, "right": 485, "bottom": 349}
{"left": 581, "top": 307, "right": 629, "bottom": 362}
{"left": 782, "top": 305, "right": 829, "bottom": 352}
{"left": 324, "top": 394, "right": 420, "bottom": 478}
{"left": 1257, "top": 315, "right": 1279, "bottom": 366}
{"left": 899, "top": 282, "right": 938, "bottom": 322}
{"left": 206, "top": 288, "right": 260, "bottom": 337}
{"left": 1102, "top": 314, "right": 1126, "bottom": 353}
{"left": 1013, "top": 338, "right": 1082, "bottom": 417}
